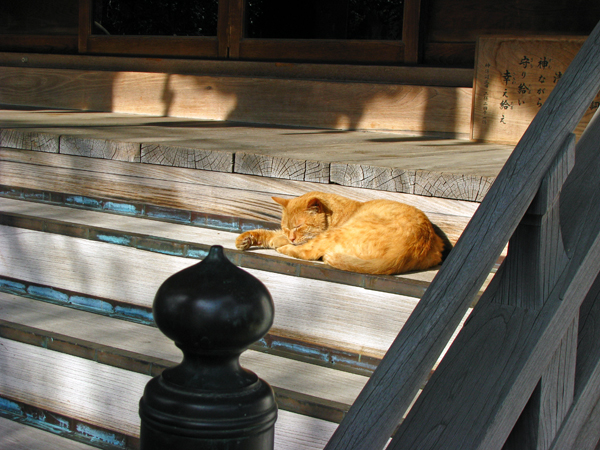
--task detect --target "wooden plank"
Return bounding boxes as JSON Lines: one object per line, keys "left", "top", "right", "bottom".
{"left": 0, "top": 338, "right": 338, "bottom": 449}
{"left": 0, "top": 225, "right": 420, "bottom": 359}
{"left": 330, "top": 163, "right": 414, "bottom": 193}
{"left": 324, "top": 20, "right": 600, "bottom": 450}
{"left": 0, "top": 196, "right": 435, "bottom": 297}
{"left": 413, "top": 170, "right": 494, "bottom": 202}
{"left": 140, "top": 143, "right": 233, "bottom": 172}
{"left": 0, "top": 66, "right": 473, "bottom": 135}
{"left": 0, "top": 105, "right": 515, "bottom": 202}
{"left": 331, "top": 163, "right": 496, "bottom": 202}
{"left": 224, "top": 0, "right": 243, "bottom": 58}
{"left": 234, "top": 153, "right": 330, "bottom": 183}
{"left": 495, "top": 134, "right": 574, "bottom": 310}
{"left": 78, "top": 0, "right": 91, "bottom": 54}
{"left": 0, "top": 293, "right": 368, "bottom": 412}
{"left": 0, "top": 52, "right": 475, "bottom": 87}
{"left": 0, "top": 35, "right": 78, "bottom": 54}
{"left": 389, "top": 134, "right": 576, "bottom": 450}
{"left": 472, "top": 36, "right": 600, "bottom": 144}
{"left": 0, "top": 338, "right": 148, "bottom": 437}
{"left": 0, "top": 417, "right": 96, "bottom": 450}
{"left": 0, "top": 129, "right": 59, "bottom": 153}
{"left": 0, "top": 194, "right": 504, "bottom": 301}
{"left": 387, "top": 81, "right": 600, "bottom": 450}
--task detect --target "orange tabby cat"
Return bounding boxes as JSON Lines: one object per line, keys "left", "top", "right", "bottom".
{"left": 235, "top": 191, "right": 447, "bottom": 275}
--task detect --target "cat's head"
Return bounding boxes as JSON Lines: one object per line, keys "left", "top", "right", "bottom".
{"left": 272, "top": 194, "right": 330, "bottom": 245}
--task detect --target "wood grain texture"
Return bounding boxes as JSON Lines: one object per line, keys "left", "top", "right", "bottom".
{"left": 325, "top": 20, "right": 600, "bottom": 450}
{"left": 0, "top": 107, "right": 516, "bottom": 202}
{"left": 413, "top": 170, "right": 494, "bottom": 202}
{"left": 234, "top": 153, "right": 329, "bottom": 183}
{"left": 388, "top": 78, "right": 600, "bottom": 450}
{"left": 0, "top": 66, "right": 473, "bottom": 135}
{"left": 0, "top": 195, "right": 499, "bottom": 300}
{"left": 0, "top": 129, "right": 58, "bottom": 153}
{"left": 330, "top": 163, "right": 414, "bottom": 193}
{"left": 390, "top": 237, "right": 598, "bottom": 450}
{"left": 141, "top": 143, "right": 233, "bottom": 172}
{"left": 547, "top": 114, "right": 600, "bottom": 450}
{"left": 60, "top": 136, "right": 140, "bottom": 162}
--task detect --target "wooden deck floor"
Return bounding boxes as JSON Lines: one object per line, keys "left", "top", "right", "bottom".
{"left": 0, "top": 106, "right": 514, "bottom": 202}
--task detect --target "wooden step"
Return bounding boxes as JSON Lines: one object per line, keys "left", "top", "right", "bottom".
{"left": 0, "top": 194, "right": 444, "bottom": 295}
{"left": 0, "top": 292, "right": 367, "bottom": 423}
{"left": 0, "top": 338, "right": 338, "bottom": 450}
{"left": 0, "top": 106, "right": 514, "bottom": 202}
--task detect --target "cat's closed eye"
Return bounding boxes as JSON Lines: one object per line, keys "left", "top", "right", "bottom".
{"left": 284, "top": 226, "right": 303, "bottom": 243}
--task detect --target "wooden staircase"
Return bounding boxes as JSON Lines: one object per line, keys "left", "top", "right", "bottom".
{"left": 0, "top": 115, "right": 483, "bottom": 449}
{"left": 3, "top": 19, "right": 600, "bottom": 448}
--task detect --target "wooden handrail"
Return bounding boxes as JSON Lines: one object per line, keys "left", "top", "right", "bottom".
{"left": 325, "top": 19, "right": 600, "bottom": 450}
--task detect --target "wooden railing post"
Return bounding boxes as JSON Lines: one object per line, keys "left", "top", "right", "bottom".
{"left": 139, "top": 245, "right": 277, "bottom": 450}
{"left": 499, "top": 135, "right": 577, "bottom": 450}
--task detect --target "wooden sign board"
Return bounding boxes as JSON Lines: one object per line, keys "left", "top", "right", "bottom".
{"left": 472, "top": 36, "right": 600, "bottom": 144}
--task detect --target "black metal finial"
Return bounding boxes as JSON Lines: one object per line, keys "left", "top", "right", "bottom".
{"left": 139, "top": 245, "right": 277, "bottom": 449}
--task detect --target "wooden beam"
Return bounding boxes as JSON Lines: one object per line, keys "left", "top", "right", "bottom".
{"left": 86, "top": 36, "right": 219, "bottom": 58}
{"left": 0, "top": 66, "right": 473, "bottom": 135}
{"left": 0, "top": 52, "right": 475, "bottom": 87}
{"left": 78, "top": 0, "right": 92, "bottom": 54}
{"left": 402, "top": 0, "right": 422, "bottom": 64}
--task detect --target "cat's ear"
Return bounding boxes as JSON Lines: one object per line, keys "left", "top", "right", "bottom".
{"left": 272, "top": 197, "right": 290, "bottom": 208}
{"left": 306, "top": 198, "right": 324, "bottom": 214}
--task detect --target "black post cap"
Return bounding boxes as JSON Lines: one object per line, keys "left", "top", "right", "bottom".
{"left": 139, "top": 246, "right": 277, "bottom": 449}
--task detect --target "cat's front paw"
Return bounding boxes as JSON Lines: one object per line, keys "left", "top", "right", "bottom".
{"left": 236, "top": 232, "right": 256, "bottom": 250}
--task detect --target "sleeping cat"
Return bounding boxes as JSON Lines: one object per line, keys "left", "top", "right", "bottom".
{"left": 235, "top": 191, "right": 447, "bottom": 275}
